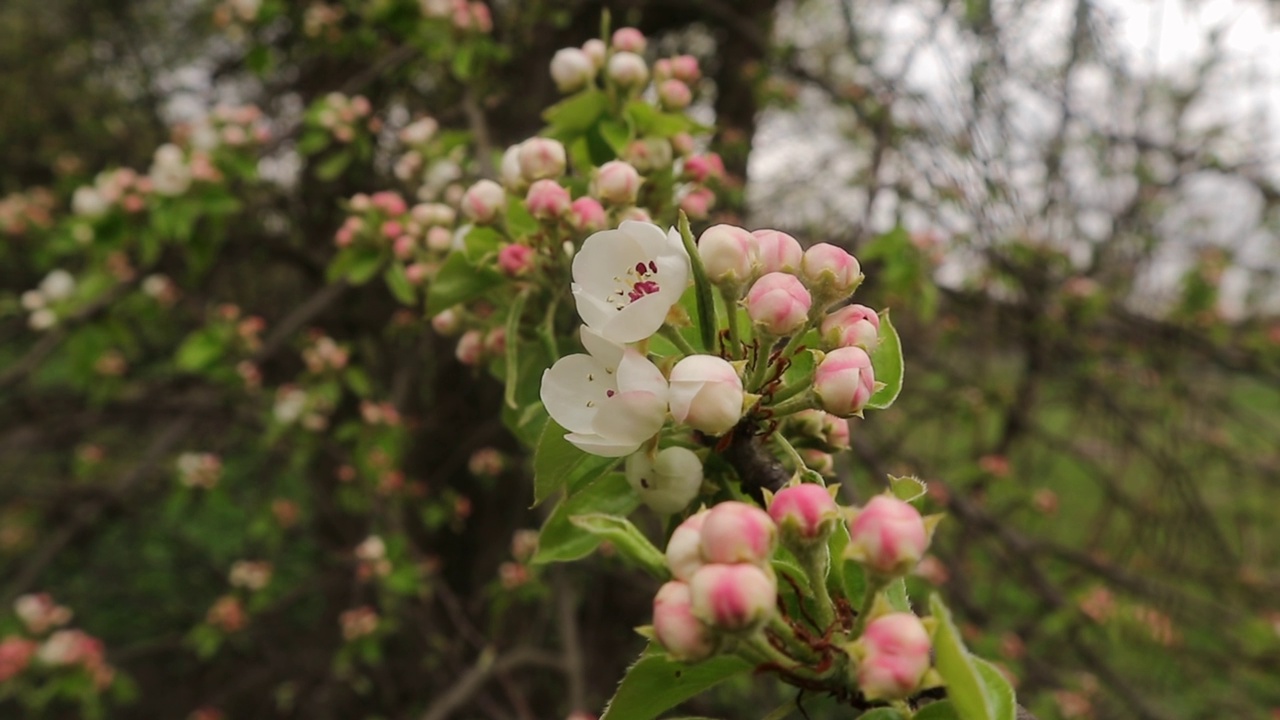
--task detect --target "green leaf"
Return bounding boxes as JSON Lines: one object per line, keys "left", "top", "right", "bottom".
{"left": 974, "top": 658, "right": 1016, "bottom": 720}
{"left": 503, "top": 290, "right": 528, "bottom": 410}
{"left": 175, "top": 329, "right": 224, "bottom": 372}
{"left": 463, "top": 226, "right": 504, "bottom": 262}
{"left": 532, "top": 473, "right": 638, "bottom": 564}
{"left": 568, "top": 513, "right": 669, "bottom": 579}
{"left": 889, "top": 475, "right": 927, "bottom": 504}
{"left": 544, "top": 90, "right": 608, "bottom": 135}
{"left": 677, "top": 212, "right": 716, "bottom": 351}
{"left": 383, "top": 264, "right": 417, "bottom": 305}
{"left": 885, "top": 577, "right": 911, "bottom": 612}
{"left": 866, "top": 310, "right": 903, "bottom": 410}
{"left": 315, "top": 151, "right": 352, "bottom": 181}
{"left": 929, "top": 595, "right": 994, "bottom": 720}
{"left": 532, "top": 419, "right": 620, "bottom": 505}
{"left": 598, "top": 118, "right": 631, "bottom": 155}
{"left": 912, "top": 701, "right": 961, "bottom": 720}
{"left": 856, "top": 710, "right": 908, "bottom": 720}
{"left": 425, "top": 251, "right": 505, "bottom": 316}
{"left": 840, "top": 556, "right": 868, "bottom": 607}
{"left": 344, "top": 367, "right": 373, "bottom": 398}
{"left": 296, "top": 130, "right": 329, "bottom": 156}
{"left": 346, "top": 248, "right": 385, "bottom": 285}
{"left": 600, "top": 651, "right": 752, "bottom": 720}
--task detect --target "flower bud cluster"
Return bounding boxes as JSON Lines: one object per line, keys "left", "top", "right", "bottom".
{"left": 312, "top": 92, "right": 376, "bottom": 145}
{"left": 0, "top": 188, "right": 55, "bottom": 237}
{"left": 4, "top": 595, "right": 116, "bottom": 690}
{"left": 653, "top": 502, "right": 779, "bottom": 661}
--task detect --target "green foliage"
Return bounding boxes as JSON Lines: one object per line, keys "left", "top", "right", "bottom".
{"left": 601, "top": 652, "right": 753, "bottom": 720}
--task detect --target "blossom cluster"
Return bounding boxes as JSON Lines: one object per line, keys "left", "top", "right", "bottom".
{"left": 0, "top": 594, "right": 116, "bottom": 691}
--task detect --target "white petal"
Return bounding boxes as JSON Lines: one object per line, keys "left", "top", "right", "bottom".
{"left": 565, "top": 432, "right": 641, "bottom": 457}
{"left": 572, "top": 227, "right": 646, "bottom": 298}
{"left": 619, "top": 220, "right": 674, "bottom": 258}
{"left": 617, "top": 349, "right": 668, "bottom": 401}
{"left": 539, "top": 354, "right": 616, "bottom": 434}
{"left": 604, "top": 300, "right": 671, "bottom": 343}
{"left": 580, "top": 326, "right": 624, "bottom": 371}
{"left": 572, "top": 282, "right": 616, "bottom": 330}
{"left": 593, "top": 390, "right": 667, "bottom": 443}
{"left": 667, "top": 380, "right": 700, "bottom": 425}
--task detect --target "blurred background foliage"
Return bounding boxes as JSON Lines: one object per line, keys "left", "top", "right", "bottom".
{"left": 1, "top": 0, "right": 1278, "bottom": 719}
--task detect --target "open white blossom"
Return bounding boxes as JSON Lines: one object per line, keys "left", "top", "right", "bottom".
{"left": 540, "top": 327, "right": 669, "bottom": 457}
{"left": 571, "top": 221, "right": 690, "bottom": 343}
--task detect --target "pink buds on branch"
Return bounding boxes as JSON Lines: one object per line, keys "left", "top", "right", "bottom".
{"left": 846, "top": 495, "right": 932, "bottom": 577}
{"left": 853, "top": 613, "right": 933, "bottom": 700}
{"left": 814, "top": 346, "right": 876, "bottom": 417}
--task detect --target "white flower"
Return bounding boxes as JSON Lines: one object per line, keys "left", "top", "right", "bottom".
{"left": 625, "top": 446, "right": 703, "bottom": 514}
{"left": 39, "top": 270, "right": 76, "bottom": 301}
{"left": 668, "top": 355, "right": 744, "bottom": 435}
{"left": 149, "top": 144, "right": 192, "bottom": 196}
{"left": 571, "top": 221, "right": 690, "bottom": 343}
{"left": 540, "top": 327, "right": 669, "bottom": 457}
{"left": 71, "top": 187, "right": 108, "bottom": 218}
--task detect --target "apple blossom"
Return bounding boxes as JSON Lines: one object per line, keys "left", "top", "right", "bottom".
{"left": 855, "top": 613, "right": 932, "bottom": 700}
{"left": 801, "top": 243, "right": 862, "bottom": 298}
{"left": 550, "top": 48, "right": 596, "bottom": 92}
{"left": 679, "top": 187, "right": 715, "bottom": 220}
{"left": 39, "top": 270, "right": 76, "bottom": 302}
{"left": 582, "top": 39, "right": 606, "bottom": 68}
{"left": 72, "top": 187, "right": 108, "bottom": 217}
{"left": 499, "top": 144, "right": 525, "bottom": 191}
{"left": 461, "top": 179, "right": 505, "bottom": 224}
{"left": 821, "top": 304, "right": 881, "bottom": 349}
{"left": 746, "top": 272, "right": 811, "bottom": 335}
{"left": 682, "top": 153, "right": 725, "bottom": 184}
{"left": 847, "top": 495, "right": 929, "bottom": 576}
{"left": 653, "top": 581, "right": 714, "bottom": 661}
{"left": 399, "top": 116, "right": 438, "bottom": 145}
{"left": 611, "top": 27, "right": 646, "bottom": 53}
{"left": 617, "top": 206, "right": 652, "bottom": 223}
{"left": 0, "top": 637, "right": 36, "bottom": 683}
{"left": 455, "top": 329, "right": 484, "bottom": 366}
{"left": 411, "top": 202, "right": 455, "bottom": 227}
{"left": 665, "top": 510, "right": 708, "bottom": 581}
{"left": 658, "top": 79, "right": 692, "bottom": 110}
{"left": 150, "top": 144, "right": 192, "bottom": 196}
{"left": 670, "top": 54, "right": 701, "bottom": 83}
{"left": 426, "top": 226, "right": 453, "bottom": 251}
{"left": 769, "top": 483, "right": 840, "bottom": 542}
{"left": 698, "top": 224, "right": 756, "bottom": 286}
{"left": 752, "top": 229, "right": 803, "bottom": 274}
{"left": 592, "top": 160, "right": 641, "bottom": 205}
{"left": 699, "top": 501, "right": 776, "bottom": 565}
{"left": 814, "top": 346, "right": 876, "bottom": 417}
{"left": 431, "top": 309, "right": 460, "bottom": 335}
{"left": 498, "top": 244, "right": 536, "bottom": 277}
{"left": 525, "top": 179, "right": 571, "bottom": 220}
{"left": 570, "top": 221, "right": 689, "bottom": 343}
{"left": 539, "top": 327, "right": 670, "bottom": 456}
{"left": 568, "top": 197, "right": 607, "bottom": 232}
{"left": 625, "top": 138, "right": 673, "bottom": 172}
{"left": 625, "top": 446, "right": 703, "bottom": 514}
{"left": 689, "top": 563, "right": 776, "bottom": 631}
{"left": 667, "top": 355, "right": 744, "bottom": 435}
{"left": 607, "top": 52, "right": 649, "bottom": 88}
{"left": 517, "top": 138, "right": 567, "bottom": 182}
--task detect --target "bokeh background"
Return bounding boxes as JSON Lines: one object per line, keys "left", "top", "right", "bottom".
{"left": 2, "top": 0, "right": 1278, "bottom": 718}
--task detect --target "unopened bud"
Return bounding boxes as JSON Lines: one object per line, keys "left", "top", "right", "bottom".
{"left": 821, "top": 304, "right": 880, "bottom": 349}
{"left": 592, "top": 161, "right": 641, "bottom": 205}
{"left": 550, "top": 48, "right": 596, "bottom": 93}
{"left": 689, "top": 563, "right": 776, "bottom": 630}
{"left": 699, "top": 501, "right": 776, "bottom": 566}
{"left": 518, "top": 138, "right": 567, "bottom": 182}
{"left": 665, "top": 510, "right": 708, "bottom": 581}
{"left": 607, "top": 52, "right": 649, "bottom": 88}
{"left": 769, "top": 483, "right": 839, "bottom": 543}
{"left": 653, "top": 581, "right": 714, "bottom": 661}
{"left": 668, "top": 355, "right": 744, "bottom": 436}
{"left": 658, "top": 79, "right": 692, "bottom": 110}
{"left": 855, "top": 613, "right": 932, "bottom": 700}
{"left": 847, "top": 495, "right": 928, "bottom": 576}
{"left": 568, "top": 197, "right": 607, "bottom": 232}
{"left": 461, "top": 180, "right": 506, "bottom": 224}
{"left": 611, "top": 27, "right": 646, "bottom": 53}
{"left": 498, "top": 244, "right": 536, "bottom": 277}
{"left": 625, "top": 447, "right": 703, "bottom": 514}
{"left": 801, "top": 243, "right": 862, "bottom": 299}
{"left": 698, "top": 224, "right": 757, "bottom": 286}
{"left": 746, "top": 272, "right": 811, "bottom": 336}
{"left": 524, "top": 179, "right": 571, "bottom": 220}
{"left": 751, "top": 229, "right": 802, "bottom": 274}
{"left": 814, "top": 346, "right": 876, "bottom": 417}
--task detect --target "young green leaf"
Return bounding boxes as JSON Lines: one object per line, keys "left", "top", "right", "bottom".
{"left": 568, "top": 513, "right": 669, "bottom": 579}
{"left": 532, "top": 419, "right": 619, "bottom": 506}
{"left": 599, "top": 651, "right": 752, "bottom": 720}
{"left": 532, "top": 474, "right": 638, "bottom": 565}
{"left": 866, "top": 309, "right": 903, "bottom": 410}
{"left": 425, "top": 252, "right": 505, "bottom": 315}
{"left": 929, "top": 594, "right": 995, "bottom": 720}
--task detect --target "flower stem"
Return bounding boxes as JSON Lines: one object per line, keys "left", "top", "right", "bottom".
{"left": 660, "top": 325, "right": 698, "bottom": 357}
{"left": 719, "top": 285, "right": 742, "bottom": 357}
{"left": 850, "top": 575, "right": 888, "bottom": 638}
{"left": 768, "top": 391, "right": 817, "bottom": 418}
{"left": 772, "top": 433, "right": 806, "bottom": 474}
{"left": 768, "top": 376, "right": 811, "bottom": 404}
{"left": 796, "top": 543, "right": 837, "bottom": 633}
{"left": 746, "top": 336, "right": 776, "bottom": 392}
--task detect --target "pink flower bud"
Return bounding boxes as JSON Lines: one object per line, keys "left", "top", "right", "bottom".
{"left": 334, "top": 227, "right": 355, "bottom": 247}
{"left": 592, "top": 161, "right": 641, "bottom": 205}
{"left": 371, "top": 191, "right": 407, "bottom": 216}
{"left": 624, "top": 138, "right": 673, "bottom": 173}
{"left": 752, "top": 229, "right": 803, "bottom": 274}
{"left": 746, "top": 272, "right": 811, "bottom": 335}
{"left": 653, "top": 58, "right": 674, "bottom": 81}
{"left": 665, "top": 510, "right": 708, "bottom": 581}
{"left": 550, "top": 48, "right": 596, "bottom": 93}
{"left": 411, "top": 202, "right": 455, "bottom": 227}
{"left": 625, "top": 446, "right": 704, "bottom": 514}
{"left": 525, "top": 179, "right": 572, "bottom": 220}
{"left": 461, "top": 180, "right": 506, "bottom": 224}
{"left": 484, "top": 327, "right": 505, "bottom": 355}
{"left": 350, "top": 193, "right": 371, "bottom": 212}
{"left": 582, "top": 39, "right": 607, "bottom": 68}
{"left": 426, "top": 226, "right": 453, "bottom": 251}
{"left": 498, "top": 243, "right": 536, "bottom": 277}
{"left": 653, "top": 581, "right": 714, "bottom": 661}
{"left": 670, "top": 132, "right": 695, "bottom": 156}
{"left": 857, "top": 613, "right": 932, "bottom": 699}
{"left": 658, "top": 79, "right": 692, "bottom": 110}
{"left": 393, "top": 235, "right": 416, "bottom": 259}
{"left": 431, "top": 308, "right": 460, "bottom": 335}
{"left": 769, "top": 483, "right": 839, "bottom": 542}
{"left": 801, "top": 243, "right": 862, "bottom": 297}
{"left": 699, "top": 501, "right": 776, "bottom": 565}
{"left": 670, "top": 55, "right": 701, "bottom": 83}
{"left": 668, "top": 355, "right": 745, "bottom": 436}
{"left": 801, "top": 449, "right": 835, "bottom": 477}
{"left": 568, "top": 197, "right": 607, "bottom": 232}
{"left": 679, "top": 186, "right": 715, "bottom": 220}
{"left": 847, "top": 496, "right": 928, "bottom": 576}
{"left": 405, "top": 263, "right": 430, "bottom": 285}
{"left": 0, "top": 637, "right": 37, "bottom": 682}
{"left": 381, "top": 220, "right": 403, "bottom": 239}
{"left": 698, "top": 224, "right": 757, "bottom": 286}
{"left": 455, "top": 330, "right": 484, "bottom": 365}
{"left": 607, "top": 52, "right": 649, "bottom": 88}
{"left": 814, "top": 346, "right": 875, "bottom": 417}
{"left": 682, "top": 153, "right": 725, "bottom": 184}
{"left": 821, "top": 304, "right": 880, "bottom": 349}
{"left": 611, "top": 27, "right": 647, "bottom": 53}
{"left": 689, "top": 563, "right": 776, "bottom": 630}
{"left": 517, "top": 138, "right": 567, "bottom": 182}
